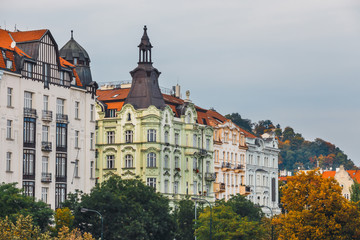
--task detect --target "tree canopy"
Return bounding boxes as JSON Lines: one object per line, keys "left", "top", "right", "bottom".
{"left": 0, "top": 183, "right": 53, "bottom": 231}
{"left": 195, "top": 194, "right": 268, "bottom": 240}
{"left": 273, "top": 170, "right": 360, "bottom": 239}
{"left": 224, "top": 113, "right": 253, "bottom": 133}
{"left": 63, "top": 175, "right": 176, "bottom": 240}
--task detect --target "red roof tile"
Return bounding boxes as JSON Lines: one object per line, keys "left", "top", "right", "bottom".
{"left": 322, "top": 171, "right": 336, "bottom": 179}
{"left": 346, "top": 170, "right": 360, "bottom": 183}
{"left": 10, "top": 29, "right": 47, "bottom": 43}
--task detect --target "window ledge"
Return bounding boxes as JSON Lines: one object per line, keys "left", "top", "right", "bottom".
{"left": 6, "top": 170, "right": 13, "bottom": 173}
{"left": 75, "top": 118, "right": 81, "bottom": 121}
{"left": 74, "top": 176, "right": 80, "bottom": 179}
{"left": 7, "top": 106, "right": 14, "bottom": 109}
{"left": 6, "top": 138, "right": 14, "bottom": 141}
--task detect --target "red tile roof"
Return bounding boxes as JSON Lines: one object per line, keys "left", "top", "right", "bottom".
{"left": 322, "top": 171, "right": 336, "bottom": 179}
{"left": 10, "top": 29, "right": 47, "bottom": 43}
{"left": 346, "top": 170, "right": 360, "bottom": 183}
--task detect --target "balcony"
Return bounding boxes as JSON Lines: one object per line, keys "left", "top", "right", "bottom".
{"left": 205, "top": 172, "right": 216, "bottom": 181}
{"left": 41, "top": 173, "right": 52, "bottom": 183}
{"left": 56, "top": 114, "right": 68, "bottom": 123}
{"left": 240, "top": 185, "right": 251, "bottom": 195}
{"left": 214, "top": 182, "right": 226, "bottom": 192}
{"left": 41, "top": 141, "right": 52, "bottom": 152}
{"left": 234, "top": 164, "right": 245, "bottom": 173}
{"left": 42, "top": 110, "right": 53, "bottom": 122}
{"left": 24, "top": 108, "right": 37, "bottom": 118}
{"left": 221, "top": 162, "right": 231, "bottom": 171}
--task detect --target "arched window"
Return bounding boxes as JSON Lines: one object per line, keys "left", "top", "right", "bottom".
{"left": 186, "top": 113, "right": 191, "bottom": 123}
{"left": 125, "top": 154, "right": 133, "bottom": 168}
{"left": 147, "top": 152, "right": 156, "bottom": 167}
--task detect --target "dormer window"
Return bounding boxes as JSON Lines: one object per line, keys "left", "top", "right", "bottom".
{"left": 127, "top": 113, "right": 131, "bottom": 121}
{"left": 73, "top": 58, "right": 78, "bottom": 65}
{"left": 27, "top": 62, "right": 33, "bottom": 78}
{"left": 112, "top": 94, "right": 119, "bottom": 98}
{"left": 6, "top": 60, "right": 12, "bottom": 69}
{"left": 72, "top": 76, "right": 76, "bottom": 85}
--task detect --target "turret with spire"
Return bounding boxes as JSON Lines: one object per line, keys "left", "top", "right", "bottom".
{"left": 124, "top": 26, "right": 165, "bottom": 109}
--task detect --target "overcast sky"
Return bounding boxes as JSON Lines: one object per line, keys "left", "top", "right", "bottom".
{"left": 2, "top": 0, "right": 360, "bottom": 166}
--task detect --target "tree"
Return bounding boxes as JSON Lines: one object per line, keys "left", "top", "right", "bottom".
{"left": 173, "top": 199, "right": 196, "bottom": 240}
{"left": 0, "top": 215, "right": 50, "bottom": 240}
{"left": 56, "top": 226, "right": 94, "bottom": 240}
{"left": 64, "top": 175, "right": 176, "bottom": 240}
{"left": 225, "top": 113, "right": 253, "bottom": 133}
{"left": 0, "top": 183, "right": 53, "bottom": 231}
{"left": 273, "top": 170, "right": 360, "bottom": 239}
{"left": 195, "top": 204, "right": 267, "bottom": 240}
{"left": 350, "top": 180, "right": 360, "bottom": 204}
{"left": 53, "top": 207, "right": 74, "bottom": 234}
{"left": 254, "top": 120, "right": 275, "bottom": 135}
{"left": 195, "top": 195, "right": 268, "bottom": 240}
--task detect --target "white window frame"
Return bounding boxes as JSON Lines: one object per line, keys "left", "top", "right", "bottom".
{"left": 6, "top": 120, "right": 12, "bottom": 139}
{"left": 7, "top": 87, "right": 12, "bottom": 107}
{"left": 125, "top": 130, "right": 133, "bottom": 143}
{"left": 107, "top": 131, "right": 115, "bottom": 144}
{"left": 6, "top": 152, "right": 11, "bottom": 171}
{"left": 125, "top": 155, "right": 133, "bottom": 168}
{"left": 147, "top": 152, "right": 156, "bottom": 167}
{"left": 147, "top": 129, "right": 156, "bottom": 142}
{"left": 107, "top": 155, "right": 115, "bottom": 169}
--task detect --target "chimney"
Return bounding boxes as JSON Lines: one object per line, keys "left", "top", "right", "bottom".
{"left": 175, "top": 84, "right": 180, "bottom": 98}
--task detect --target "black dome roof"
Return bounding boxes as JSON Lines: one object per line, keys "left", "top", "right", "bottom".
{"left": 60, "top": 32, "right": 90, "bottom": 64}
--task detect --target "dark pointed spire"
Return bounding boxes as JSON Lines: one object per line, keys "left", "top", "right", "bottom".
{"left": 125, "top": 26, "right": 165, "bottom": 110}
{"left": 138, "top": 25, "right": 153, "bottom": 63}
{"left": 71, "top": 30, "right": 73, "bottom": 39}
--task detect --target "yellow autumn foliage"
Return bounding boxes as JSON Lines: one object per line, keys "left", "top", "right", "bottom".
{"left": 273, "top": 169, "right": 360, "bottom": 240}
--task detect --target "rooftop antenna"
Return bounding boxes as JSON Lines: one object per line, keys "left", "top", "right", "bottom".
{"left": 14, "top": 24, "right": 17, "bottom": 31}
{"left": 71, "top": 30, "right": 73, "bottom": 39}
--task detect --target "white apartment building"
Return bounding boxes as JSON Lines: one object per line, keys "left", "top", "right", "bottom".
{"left": 0, "top": 28, "right": 97, "bottom": 208}
{"left": 246, "top": 131, "right": 281, "bottom": 215}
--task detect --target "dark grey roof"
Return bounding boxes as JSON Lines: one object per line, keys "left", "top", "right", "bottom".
{"left": 59, "top": 32, "right": 90, "bottom": 63}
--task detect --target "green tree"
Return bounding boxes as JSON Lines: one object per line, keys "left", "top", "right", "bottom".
{"left": 350, "top": 180, "right": 360, "bottom": 204}
{"left": 225, "top": 113, "right": 253, "bottom": 133}
{"left": 195, "top": 204, "right": 267, "bottom": 240}
{"left": 222, "top": 194, "right": 263, "bottom": 221}
{"left": 173, "top": 199, "right": 196, "bottom": 240}
{"left": 64, "top": 175, "right": 176, "bottom": 240}
{"left": 0, "top": 183, "right": 53, "bottom": 231}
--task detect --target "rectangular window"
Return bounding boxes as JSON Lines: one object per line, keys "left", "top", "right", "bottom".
{"left": 6, "top": 60, "right": 12, "bottom": 69}
{"left": 42, "top": 125, "right": 49, "bottom": 142}
{"left": 107, "top": 155, "right": 115, "bottom": 169}
{"left": 206, "top": 138, "right": 210, "bottom": 150}
{"left": 193, "top": 134, "right": 197, "bottom": 147}
{"left": 147, "top": 129, "right": 156, "bottom": 142}
{"left": 56, "top": 123, "right": 67, "bottom": 149}
{"left": 6, "top": 152, "right": 11, "bottom": 171}
{"left": 24, "top": 91, "right": 33, "bottom": 109}
{"left": 108, "top": 109, "right": 116, "bottom": 118}
{"left": 42, "top": 156, "right": 49, "bottom": 174}
{"left": 90, "top": 132, "right": 94, "bottom": 150}
{"left": 41, "top": 187, "right": 48, "bottom": 203}
{"left": 193, "top": 181, "right": 197, "bottom": 194}
{"left": 272, "top": 178, "right": 276, "bottom": 202}
{"left": 59, "top": 71, "right": 64, "bottom": 85}
{"left": 56, "top": 98, "right": 65, "bottom": 115}
{"left": 75, "top": 130, "right": 79, "bottom": 148}
{"left": 43, "top": 95, "right": 49, "bottom": 111}
{"left": 175, "top": 156, "right": 180, "bottom": 169}
{"left": 90, "top": 161, "right": 94, "bottom": 178}
{"left": 27, "top": 62, "right": 33, "bottom": 78}
{"left": 164, "top": 180, "right": 169, "bottom": 194}
{"left": 55, "top": 183, "right": 66, "bottom": 209}
{"left": 23, "top": 149, "right": 35, "bottom": 177}
{"left": 24, "top": 118, "right": 36, "bottom": 146}
{"left": 7, "top": 87, "right": 12, "bottom": 107}
{"left": 175, "top": 133, "right": 179, "bottom": 145}
{"left": 75, "top": 101, "right": 79, "bottom": 119}
{"left": 174, "top": 181, "right": 179, "bottom": 194}
{"left": 74, "top": 160, "right": 79, "bottom": 177}
{"left": 125, "top": 130, "right": 133, "bottom": 143}
{"left": 43, "top": 63, "right": 50, "bottom": 88}
{"left": 147, "top": 178, "right": 156, "bottom": 190}
{"left": 107, "top": 131, "right": 115, "bottom": 144}
{"left": 56, "top": 153, "right": 67, "bottom": 181}
{"left": 23, "top": 181, "right": 35, "bottom": 197}
{"left": 193, "top": 157, "right": 197, "bottom": 170}
{"left": 90, "top": 104, "right": 94, "bottom": 121}
{"left": 6, "top": 120, "right": 12, "bottom": 139}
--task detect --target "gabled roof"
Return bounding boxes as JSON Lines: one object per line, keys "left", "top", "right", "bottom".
{"left": 10, "top": 29, "right": 47, "bottom": 43}
{"left": 322, "top": 171, "right": 336, "bottom": 179}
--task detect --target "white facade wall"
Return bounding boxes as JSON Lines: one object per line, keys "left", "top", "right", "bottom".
{"left": 245, "top": 132, "right": 281, "bottom": 215}
{"left": 0, "top": 70, "right": 95, "bottom": 208}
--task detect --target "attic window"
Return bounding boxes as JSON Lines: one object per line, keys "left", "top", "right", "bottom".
{"left": 74, "top": 58, "right": 78, "bottom": 65}
{"left": 202, "top": 118, "right": 207, "bottom": 125}
{"left": 112, "top": 94, "right": 119, "bottom": 98}
{"left": 6, "top": 60, "right": 12, "bottom": 69}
